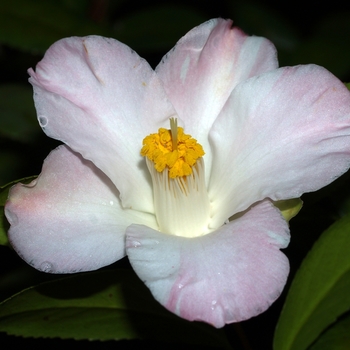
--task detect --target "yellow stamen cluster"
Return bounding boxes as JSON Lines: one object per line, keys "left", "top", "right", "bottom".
{"left": 141, "top": 118, "right": 204, "bottom": 178}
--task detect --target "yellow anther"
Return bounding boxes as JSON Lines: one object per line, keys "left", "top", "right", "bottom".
{"left": 141, "top": 118, "right": 204, "bottom": 178}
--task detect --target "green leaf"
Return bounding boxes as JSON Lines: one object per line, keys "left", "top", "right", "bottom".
{"left": 0, "top": 176, "right": 37, "bottom": 246}
{"left": 273, "top": 214, "right": 350, "bottom": 350}
{"left": 0, "top": 0, "right": 113, "bottom": 53}
{"left": 309, "top": 314, "right": 350, "bottom": 350}
{"left": 0, "top": 84, "right": 39, "bottom": 143}
{"left": 0, "top": 270, "right": 230, "bottom": 347}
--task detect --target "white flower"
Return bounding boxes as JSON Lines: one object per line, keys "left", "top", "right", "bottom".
{"left": 5, "top": 19, "right": 350, "bottom": 327}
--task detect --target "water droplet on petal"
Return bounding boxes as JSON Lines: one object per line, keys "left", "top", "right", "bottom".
{"left": 40, "top": 261, "right": 53, "bottom": 273}
{"left": 132, "top": 240, "right": 141, "bottom": 248}
{"left": 178, "top": 283, "right": 184, "bottom": 289}
{"left": 109, "top": 201, "right": 114, "bottom": 206}
{"left": 38, "top": 116, "right": 48, "bottom": 127}
{"left": 211, "top": 300, "right": 217, "bottom": 310}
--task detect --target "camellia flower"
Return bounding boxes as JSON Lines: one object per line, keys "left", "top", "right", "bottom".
{"left": 5, "top": 18, "right": 350, "bottom": 328}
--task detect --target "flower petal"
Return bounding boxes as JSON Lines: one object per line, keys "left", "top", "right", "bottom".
{"left": 209, "top": 64, "right": 350, "bottom": 226}
{"left": 156, "top": 18, "right": 278, "bottom": 177}
{"left": 5, "top": 145, "right": 157, "bottom": 273}
{"left": 28, "top": 36, "right": 176, "bottom": 213}
{"left": 126, "top": 200, "right": 290, "bottom": 328}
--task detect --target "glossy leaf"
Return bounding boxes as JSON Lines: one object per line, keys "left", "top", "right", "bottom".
{"left": 309, "top": 314, "right": 350, "bottom": 350}
{"left": 274, "top": 213, "right": 350, "bottom": 350}
{"left": 0, "top": 176, "right": 37, "bottom": 246}
{"left": 0, "top": 269, "right": 230, "bottom": 347}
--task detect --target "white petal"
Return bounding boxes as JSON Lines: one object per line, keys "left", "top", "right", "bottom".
{"left": 209, "top": 65, "right": 350, "bottom": 226}
{"left": 126, "top": 200, "right": 289, "bottom": 327}
{"left": 5, "top": 145, "right": 157, "bottom": 273}
{"left": 28, "top": 36, "right": 176, "bottom": 213}
{"left": 156, "top": 18, "right": 278, "bottom": 179}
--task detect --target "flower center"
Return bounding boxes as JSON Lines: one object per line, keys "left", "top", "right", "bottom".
{"left": 141, "top": 118, "right": 211, "bottom": 237}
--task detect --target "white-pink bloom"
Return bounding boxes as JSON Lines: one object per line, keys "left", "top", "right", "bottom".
{"left": 5, "top": 19, "right": 350, "bottom": 328}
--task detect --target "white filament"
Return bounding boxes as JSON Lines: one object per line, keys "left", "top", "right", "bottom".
{"left": 146, "top": 157, "right": 211, "bottom": 237}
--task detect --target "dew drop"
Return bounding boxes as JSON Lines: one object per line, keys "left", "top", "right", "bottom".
{"left": 178, "top": 283, "right": 184, "bottom": 289}
{"left": 132, "top": 240, "right": 141, "bottom": 248}
{"left": 211, "top": 300, "right": 217, "bottom": 310}
{"left": 109, "top": 200, "right": 114, "bottom": 206}
{"left": 40, "top": 261, "right": 53, "bottom": 273}
{"left": 38, "top": 116, "right": 48, "bottom": 127}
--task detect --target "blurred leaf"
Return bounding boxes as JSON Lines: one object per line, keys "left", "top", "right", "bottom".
{"left": 274, "top": 213, "right": 350, "bottom": 350}
{"left": 0, "top": 270, "right": 229, "bottom": 348}
{"left": 309, "top": 314, "right": 350, "bottom": 350}
{"left": 0, "top": 84, "right": 39, "bottom": 143}
{"left": 0, "top": 213, "right": 9, "bottom": 247}
{"left": 337, "top": 192, "right": 350, "bottom": 218}
{"left": 0, "top": 176, "right": 37, "bottom": 246}
{"left": 114, "top": 4, "right": 207, "bottom": 53}
{"left": 0, "top": 0, "right": 114, "bottom": 53}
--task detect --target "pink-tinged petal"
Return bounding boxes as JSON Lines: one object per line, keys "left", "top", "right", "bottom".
{"left": 156, "top": 18, "right": 278, "bottom": 176}
{"left": 28, "top": 36, "right": 176, "bottom": 213}
{"left": 209, "top": 64, "right": 350, "bottom": 227}
{"left": 5, "top": 145, "right": 157, "bottom": 273}
{"left": 126, "top": 200, "right": 290, "bottom": 328}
